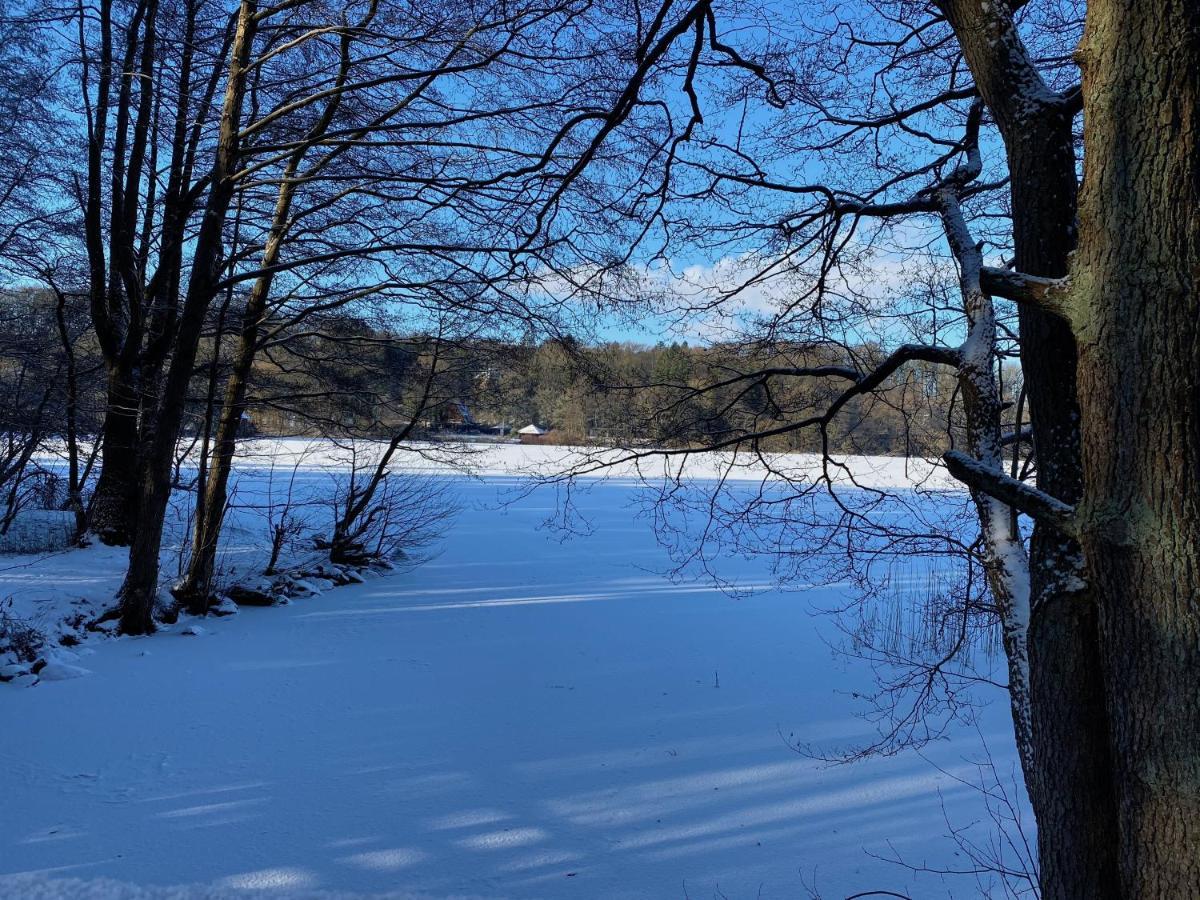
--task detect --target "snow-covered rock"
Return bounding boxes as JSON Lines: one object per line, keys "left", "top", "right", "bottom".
{"left": 37, "top": 661, "right": 93, "bottom": 681}
{"left": 44, "top": 648, "right": 81, "bottom": 663}
{"left": 210, "top": 597, "right": 240, "bottom": 617}
{"left": 0, "top": 663, "right": 30, "bottom": 681}
{"left": 227, "top": 579, "right": 277, "bottom": 607}
{"left": 180, "top": 624, "right": 206, "bottom": 637}
{"left": 286, "top": 579, "right": 322, "bottom": 597}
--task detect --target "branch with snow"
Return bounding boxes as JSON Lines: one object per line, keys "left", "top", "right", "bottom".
{"left": 979, "top": 268, "right": 1073, "bottom": 321}
{"left": 943, "top": 450, "right": 1077, "bottom": 538}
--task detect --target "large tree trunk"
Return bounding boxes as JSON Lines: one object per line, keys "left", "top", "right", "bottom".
{"left": 1072, "top": 1, "right": 1200, "bottom": 892}
{"left": 176, "top": 166, "right": 298, "bottom": 612}
{"left": 117, "top": 0, "right": 258, "bottom": 635}
{"left": 175, "top": 303, "right": 260, "bottom": 612}
{"left": 89, "top": 364, "right": 141, "bottom": 545}
{"left": 1007, "top": 116, "right": 1121, "bottom": 900}
{"left": 938, "top": 4, "right": 1122, "bottom": 892}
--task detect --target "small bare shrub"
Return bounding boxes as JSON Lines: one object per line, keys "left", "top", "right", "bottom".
{"left": 0, "top": 598, "right": 44, "bottom": 662}
{"left": 321, "top": 444, "right": 456, "bottom": 567}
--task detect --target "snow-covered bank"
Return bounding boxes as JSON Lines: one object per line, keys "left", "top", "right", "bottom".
{"left": 0, "top": 476, "right": 1018, "bottom": 899}
{"left": 4, "top": 441, "right": 958, "bottom": 671}
{"left": 0, "top": 461, "right": 391, "bottom": 673}
{"left": 226, "top": 438, "right": 959, "bottom": 490}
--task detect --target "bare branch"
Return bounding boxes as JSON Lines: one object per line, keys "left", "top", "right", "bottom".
{"left": 943, "top": 450, "right": 1076, "bottom": 538}
{"left": 979, "top": 267, "right": 1073, "bottom": 320}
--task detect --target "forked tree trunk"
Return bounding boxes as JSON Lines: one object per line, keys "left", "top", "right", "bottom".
{"left": 1071, "top": 1, "right": 1200, "bottom": 892}
{"left": 176, "top": 12, "right": 366, "bottom": 609}
{"left": 939, "top": 3, "right": 1122, "bottom": 891}
{"left": 117, "top": 0, "right": 258, "bottom": 635}
{"left": 177, "top": 160, "right": 301, "bottom": 612}
{"left": 175, "top": 292, "right": 265, "bottom": 612}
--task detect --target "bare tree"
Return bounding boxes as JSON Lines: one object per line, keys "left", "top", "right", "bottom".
{"left": 0, "top": 1, "right": 63, "bottom": 273}
{"left": 14, "top": 0, "right": 702, "bottom": 633}
{"left": 523, "top": 0, "right": 1196, "bottom": 894}
{"left": 0, "top": 294, "right": 72, "bottom": 538}
{"left": 320, "top": 445, "right": 455, "bottom": 569}
{"left": 171, "top": 0, "right": 616, "bottom": 607}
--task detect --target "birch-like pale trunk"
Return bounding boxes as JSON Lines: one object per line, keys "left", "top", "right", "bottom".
{"left": 932, "top": 156, "right": 1035, "bottom": 780}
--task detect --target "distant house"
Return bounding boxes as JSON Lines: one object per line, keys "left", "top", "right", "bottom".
{"left": 517, "top": 423, "right": 548, "bottom": 444}
{"left": 423, "top": 400, "right": 482, "bottom": 434}
{"left": 450, "top": 400, "right": 477, "bottom": 428}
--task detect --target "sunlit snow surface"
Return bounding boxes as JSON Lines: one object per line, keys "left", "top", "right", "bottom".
{"left": 1, "top": 458, "right": 1019, "bottom": 899}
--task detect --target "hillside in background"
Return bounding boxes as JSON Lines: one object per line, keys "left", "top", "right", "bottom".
{"left": 3, "top": 288, "right": 994, "bottom": 459}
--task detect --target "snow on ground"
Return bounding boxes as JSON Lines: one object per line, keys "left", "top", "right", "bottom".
{"left": 1, "top": 446, "right": 1020, "bottom": 899}
{"left": 226, "top": 438, "right": 959, "bottom": 490}
{"left": 1, "top": 441, "right": 957, "bottom": 657}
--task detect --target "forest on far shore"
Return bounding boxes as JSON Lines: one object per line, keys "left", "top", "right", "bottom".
{"left": 3, "top": 286, "right": 992, "bottom": 459}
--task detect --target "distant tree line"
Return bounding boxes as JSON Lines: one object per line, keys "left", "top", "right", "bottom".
{"left": 1, "top": 283, "right": 980, "bottom": 458}
{"left": 278, "top": 328, "right": 982, "bottom": 458}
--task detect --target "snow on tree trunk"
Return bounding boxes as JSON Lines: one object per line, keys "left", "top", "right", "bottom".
{"left": 939, "top": 3, "right": 1121, "bottom": 892}
{"left": 935, "top": 182, "right": 1035, "bottom": 779}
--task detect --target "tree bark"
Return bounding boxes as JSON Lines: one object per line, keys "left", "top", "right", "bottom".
{"left": 937, "top": 4, "right": 1121, "bottom": 892}
{"left": 89, "top": 364, "right": 140, "bottom": 545}
{"left": 80, "top": 0, "right": 141, "bottom": 548}
{"left": 1072, "top": 1, "right": 1200, "bottom": 892}
{"left": 50, "top": 282, "right": 88, "bottom": 541}
{"left": 928, "top": 121, "right": 1042, "bottom": 780}
{"left": 175, "top": 283, "right": 266, "bottom": 611}
{"left": 1009, "top": 115, "right": 1121, "bottom": 900}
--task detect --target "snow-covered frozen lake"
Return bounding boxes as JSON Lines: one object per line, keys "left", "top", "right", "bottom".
{"left": 1, "top": 471, "right": 1020, "bottom": 899}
